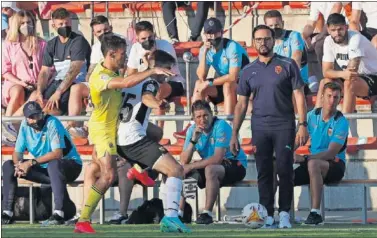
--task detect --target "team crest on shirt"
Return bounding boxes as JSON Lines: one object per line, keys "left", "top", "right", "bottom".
{"left": 328, "top": 127, "right": 333, "bottom": 136}
{"left": 41, "top": 134, "right": 46, "bottom": 142}
{"left": 210, "top": 138, "right": 215, "bottom": 145}
{"left": 101, "top": 74, "right": 110, "bottom": 80}
{"left": 275, "top": 65, "right": 282, "bottom": 74}
{"left": 109, "top": 142, "right": 114, "bottom": 148}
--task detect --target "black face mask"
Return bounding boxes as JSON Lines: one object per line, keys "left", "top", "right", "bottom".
{"left": 274, "top": 28, "right": 284, "bottom": 38}
{"left": 141, "top": 39, "right": 155, "bottom": 50}
{"left": 57, "top": 26, "right": 72, "bottom": 38}
{"left": 27, "top": 116, "right": 47, "bottom": 131}
{"left": 209, "top": 37, "right": 222, "bottom": 48}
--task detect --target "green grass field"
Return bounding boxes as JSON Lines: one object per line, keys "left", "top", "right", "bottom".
{"left": 2, "top": 223, "right": 377, "bottom": 238}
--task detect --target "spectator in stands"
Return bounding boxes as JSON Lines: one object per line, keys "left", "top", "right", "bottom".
{"left": 1, "top": 2, "right": 19, "bottom": 39}
{"left": 349, "top": 2, "right": 377, "bottom": 48}
{"left": 231, "top": 25, "right": 308, "bottom": 229}
{"left": 162, "top": 1, "right": 211, "bottom": 43}
{"left": 1, "top": 10, "right": 47, "bottom": 145}
{"left": 66, "top": 15, "right": 131, "bottom": 138}
{"left": 10, "top": 8, "right": 91, "bottom": 118}
{"left": 1, "top": 101, "right": 82, "bottom": 225}
{"left": 302, "top": 2, "right": 344, "bottom": 70}
{"left": 179, "top": 100, "right": 247, "bottom": 224}
{"left": 127, "top": 20, "right": 185, "bottom": 129}
{"left": 317, "top": 13, "right": 377, "bottom": 137}
{"left": 294, "top": 82, "right": 348, "bottom": 225}
{"left": 74, "top": 35, "right": 176, "bottom": 234}
{"left": 193, "top": 17, "right": 249, "bottom": 116}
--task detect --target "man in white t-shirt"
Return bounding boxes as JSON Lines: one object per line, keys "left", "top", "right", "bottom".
{"left": 317, "top": 13, "right": 377, "bottom": 129}
{"left": 349, "top": 2, "right": 377, "bottom": 48}
{"left": 302, "top": 2, "right": 345, "bottom": 70}
{"left": 67, "top": 15, "right": 131, "bottom": 138}
{"left": 127, "top": 21, "right": 185, "bottom": 128}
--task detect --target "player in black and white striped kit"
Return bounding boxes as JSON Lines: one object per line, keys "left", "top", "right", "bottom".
{"left": 116, "top": 50, "right": 191, "bottom": 233}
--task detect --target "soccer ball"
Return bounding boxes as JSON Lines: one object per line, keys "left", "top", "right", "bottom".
{"left": 241, "top": 203, "right": 268, "bottom": 229}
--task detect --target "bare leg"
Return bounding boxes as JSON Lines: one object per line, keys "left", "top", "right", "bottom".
{"left": 5, "top": 85, "right": 25, "bottom": 116}
{"left": 222, "top": 82, "right": 237, "bottom": 115}
{"left": 68, "top": 83, "right": 89, "bottom": 128}
{"left": 307, "top": 159, "right": 330, "bottom": 209}
{"left": 154, "top": 82, "right": 172, "bottom": 128}
{"left": 203, "top": 165, "right": 225, "bottom": 211}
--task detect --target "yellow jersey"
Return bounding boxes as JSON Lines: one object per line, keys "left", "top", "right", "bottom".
{"left": 88, "top": 63, "right": 122, "bottom": 132}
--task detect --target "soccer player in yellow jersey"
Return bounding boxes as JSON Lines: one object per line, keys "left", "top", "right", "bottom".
{"left": 74, "top": 34, "right": 175, "bottom": 234}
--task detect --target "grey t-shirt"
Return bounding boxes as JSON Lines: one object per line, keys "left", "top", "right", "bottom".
{"left": 42, "top": 32, "right": 91, "bottom": 83}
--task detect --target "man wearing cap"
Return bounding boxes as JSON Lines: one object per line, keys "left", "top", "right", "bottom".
{"left": 193, "top": 17, "right": 249, "bottom": 116}
{"left": 1, "top": 2, "right": 19, "bottom": 39}
{"left": 1, "top": 101, "right": 82, "bottom": 225}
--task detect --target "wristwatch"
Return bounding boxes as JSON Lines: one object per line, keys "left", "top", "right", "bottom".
{"left": 31, "top": 159, "right": 39, "bottom": 166}
{"left": 303, "top": 155, "right": 309, "bottom": 161}
{"left": 190, "top": 139, "right": 198, "bottom": 145}
{"left": 208, "top": 78, "right": 214, "bottom": 87}
{"left": 298, "top": 121, "right": 308, "bottom": 127}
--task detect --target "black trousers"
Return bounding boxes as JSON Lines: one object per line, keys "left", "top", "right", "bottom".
{"left": 252, "top": 129, "right": 295, "bottom": 216}
{"left": 2, "top": 159, "right": 82, "bottom": 211}
{"left": 162, "top": 1, "right": 211, "bottom": 40}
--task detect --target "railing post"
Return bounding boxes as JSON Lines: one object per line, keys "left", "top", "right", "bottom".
{"left": 183, "top": 52, "right": 193, "bottom": 115}
{"left": 228, "top": 1, "right": 232, "bottom": 40}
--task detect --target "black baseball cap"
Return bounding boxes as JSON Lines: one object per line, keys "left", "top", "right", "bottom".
{"left": 203, "top": 17, "right": 223, "bottom": 34}
{"left": 23, "top": 101, "right": 43, "bottom": 118}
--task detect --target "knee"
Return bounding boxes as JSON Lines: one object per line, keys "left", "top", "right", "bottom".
{"left": 307, "top": 159, "right": 320, "bottom": 175}
{"left": 47, "top": 159, "right": 62, "bottom": 172}
{"left": 169, "top": 164, "right": 184, "bottom": 178}
{"left": 9, "top": 86, "right": 25, "bottom": 102}
{"left": 223, "top": 82, "right": 236, "bottom": 95}
{"left": 70, "top": 84, "right": 86, "bottom": 98}
{"left": 103, "top": 171, "right": 116, "bottom": 185}
{"left": 204, "top": 165, "right": 219, "bottom": 180}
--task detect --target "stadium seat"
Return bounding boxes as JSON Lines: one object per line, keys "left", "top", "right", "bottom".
{"left": 220, "top": 1, "right": 250, "bottom": 11}
{"left": 257, "top": 2, "right": 284, "bottom": 9}
{"left": 130, "top": 2, "right": 162, "bottom": 12}
{"left": 288, "top": 2, "right": 309, "bottom": 9}
{"left": 159, "top": 138, "right": 171, "bottom": 146}
{"left": 246, "top": 47, "right": 258, "bottom": 57}
{"left": 190, "top": 48, "right": 201, "bottom": 57}
{"left": 51, "top": 2, "right": 87, "bottom": 13}
{"left": 93, "top": 2, "right": 125, "bottom": 12}
{"left": 311, "top": 96, "right": 371, "bottom": 106}
{"left": 174, "top": 42, "right": 203, "bottom": 57}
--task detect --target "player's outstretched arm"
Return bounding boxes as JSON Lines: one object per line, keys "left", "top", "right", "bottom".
{"left": 107, "top": 68, "right": 175, "bottom": 89}
{"left": 141, "top": 93, "right": 166, "bottom": 110}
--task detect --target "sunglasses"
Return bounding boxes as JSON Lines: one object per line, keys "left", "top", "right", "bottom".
{"left": 27, "top": 55, "right": 33, "bottom": 70}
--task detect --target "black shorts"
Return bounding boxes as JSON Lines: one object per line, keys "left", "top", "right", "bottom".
{"left": 361, "top": 27, "right": 377, "bottom": 41}
{"left": 207, "top": 79, "right": 224, "bottom": 105}
{"left": 294, "top": 160, "right": 345, "bottom": 186}
{"left": 166, "top": 81, "right": 185, "bottom": 101}
{"left": 186, "top": 159, "right": 246, "bottom": 189}
{"left": 43, "top": 80, "right": 72, "bottom": 115}
{"left": 304, "top": 84, "right": 311, "bottom": 96}
{"left": 117, "top": 136, "right": 168, "bottom": 169}
{"left": 359, "top": 74, "right": 377, "bottom": 97}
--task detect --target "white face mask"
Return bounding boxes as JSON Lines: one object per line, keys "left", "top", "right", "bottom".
{"left": 19, "top": 24, "right": 34, "bottom": 36}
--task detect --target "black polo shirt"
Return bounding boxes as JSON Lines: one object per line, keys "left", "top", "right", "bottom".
{"left": 237, "top": 54, "right": 304, "bottom": 130}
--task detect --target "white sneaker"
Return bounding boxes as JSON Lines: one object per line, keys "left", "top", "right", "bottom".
{"left": 1, "top": 122, "right": 17, "bottom": 142}
{"left": 279, "top": 211, "right": 292, "bottom": 229}
{"left": 69, "top": 127, "right": 88, "bottom": 138}
{"left": 261, "top": 216, "right": 277, "bottom": 229}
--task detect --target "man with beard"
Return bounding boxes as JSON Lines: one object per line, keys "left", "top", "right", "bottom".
{"left": 230, "top": 25, "right": 308, "bottom": 229}
{"left": 316, "top": 13, "right": 377, "bottom": 118}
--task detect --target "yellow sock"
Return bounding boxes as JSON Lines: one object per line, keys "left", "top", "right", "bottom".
{"left": 79, "top": 185, "right": 103, "bottom": 222}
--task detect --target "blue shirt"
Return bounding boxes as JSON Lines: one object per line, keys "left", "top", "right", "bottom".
{"left": 307, "top": 108, "right": 349, "bottom": 162}
{"left": 183, "top": 119, "right": 247, "bottom": 168}
{"left": 15, "top": 115, "right": 82, "bottom": 168}
{"left": 273, "top": 30, "right": 309, "bottom": 84}
{"left": 237, "top": 54, "right": 305, "bottom": 130}
{"left": 199, "top": 38, "right": 249, "bottom": 76}
{"left": 2, "top": 13, "right": 9, "bottom": 31}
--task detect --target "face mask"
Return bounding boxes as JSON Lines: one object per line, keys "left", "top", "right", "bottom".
{"left": 27, "top": 115, "right": 46, "bottom": 131}
{"left": 57, "top": 26, "right": 72, "bottom": 38}
{"left": 273, "top": 28, "right": 284, "bottom": 38}
{"left": 19, "top": 24, "right": 33, "bottom": 36}
{"left": 141, "top": 39, "right": 155, "bottom": 50}
{"left": 208, "top": 37, "right": 222, "bottom": 48}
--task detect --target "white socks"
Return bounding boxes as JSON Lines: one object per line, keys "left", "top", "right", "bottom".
{"left": 165, "top": 177, "right": 182, "bottom": 217}
{"left": 202, "top": 210, "right": 213, "bottom": 217}
{"left": 178, "top": 209, "right": 184, "bottom": 217}
{"left": 311, "top": 208, "right": 321, "bottom": 215}
{"left": 3, "top": 210, "right": 13, "bottom": 217}
{"left": 160, "top": 182, "right": 167, "bottom": 210}
{"left": 54, "top": 210, "right": 64, "bottom": 217}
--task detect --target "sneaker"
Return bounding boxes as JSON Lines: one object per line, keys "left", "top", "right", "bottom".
{"left": 173, "top": 123, "right": 191, "bottom": 140}
{"left": 41, "top": 213, "right": 65, "bottom": 226}
{"left": 69, "top": 127, "right": 88, "bottom": 139}
{"left": 108, "top": 211, "right": 129, "bottom": 224}
{"left": 127, "top": 164, "right": 155, "bottom": 186}
{"left": 261, "top": 216, "right": 277, "bottom": 229}
{"left": 2, "top": 136, "right": 16, "bottom": 146}
{"left": 74, "top": 221, "right": 96, "bottom": 234}
{"left": 1, "top": 122, "right": 17, "bottom": 142}
{"left": 170, "top": 38, "right": 179, "bottom": 44}
{"left": 196, "top": 213, "right": 213, "bottom": 225}
{"left": 303, "top": 212, "right": 324, "bottom": 226}
{"left": 65, "top": 213, "right": 80, "bottom": 226}
{"left": 278, "top": 211, "right": 292, "bottom": 229}
{"left": 1, "top": 213, "right": 14, "bottom": 225}
{"left": 160, "top": 216, "right": 191, "bottom": 233}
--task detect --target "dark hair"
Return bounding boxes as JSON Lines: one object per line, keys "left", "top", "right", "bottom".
{"left": 323, "top": 82, "right": 342, "bottom": 93}
{"left": 90, "top": 15, "right": 109, "bottom": 28}
{"left": 252, "top": 25, "right": 275, "bottom": 39}
{"left": 327, "top": 13, "right": 346, "bottom": 26}
{"left": 151, "top": 50, "right": 176, "bottom": 69}
{"left": 135, "top": 21, "right": 154, "bottom": 34}
{"left": 51, "top": 8, "right": 70, "bottom": 20}
{"left": 264, "top": 10, "right": 282, "bottom": 22}
{"left": 191, "top": 100, "right": 212, "bottom": 115}
{"left": 100, "top": 34, "right": 127, "bottom": 56}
